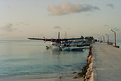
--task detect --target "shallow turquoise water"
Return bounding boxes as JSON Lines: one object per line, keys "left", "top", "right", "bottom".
{"left": 0, "top": 40, "right": 89, "bottom": 78}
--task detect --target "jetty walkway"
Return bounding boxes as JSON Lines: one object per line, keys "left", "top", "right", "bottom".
{"left": 93, "top": 43, "right": 121, "bottom": 81}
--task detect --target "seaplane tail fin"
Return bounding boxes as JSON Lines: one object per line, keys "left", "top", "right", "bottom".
{"left": 58, "top": 32, "right": 60, "bottom": 39}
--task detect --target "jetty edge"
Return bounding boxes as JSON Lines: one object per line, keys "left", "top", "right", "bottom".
{"left": 82, "top": 46, "right": 94, "bottom": 81}
{"left": 72, "top": 46, "right": 94, "bottom": 81}
{"left": 72, "top": 37, "right": 95, "bottom": 80}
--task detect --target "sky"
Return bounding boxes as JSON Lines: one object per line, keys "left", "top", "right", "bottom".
{"left": 0, "top": 0, "right": 121, "bottom": 40}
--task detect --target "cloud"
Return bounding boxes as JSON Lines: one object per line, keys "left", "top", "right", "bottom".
{"left": 1, "top": 24, "right": 16, "bottom": 32}
{"left": 48, "top": 2, "right": 100, "bottom": 16}
{"left": 53, "top": 26, "right": 62, "bottom": 29}
{"left": 106, "top": 4, "right": 114, "bottom": 9}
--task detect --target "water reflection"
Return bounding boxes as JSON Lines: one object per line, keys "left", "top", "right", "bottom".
{"left": 0, "top": 40, "right": 89, "bottom": 77}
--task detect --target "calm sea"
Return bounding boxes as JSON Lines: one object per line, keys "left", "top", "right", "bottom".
{"left": 0, "top": 40, "right": 89, "bottom": 78}
{"left": 117, "top": 40, "right": 121, "bottom": 48}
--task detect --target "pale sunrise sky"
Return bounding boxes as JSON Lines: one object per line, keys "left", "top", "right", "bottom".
{"left": 0, "top": 0, "right": 121, "bottom": 40}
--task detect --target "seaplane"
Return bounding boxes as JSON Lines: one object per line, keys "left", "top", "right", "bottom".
{"left": 28, "top": 32, "right": 89, "bottom": 51}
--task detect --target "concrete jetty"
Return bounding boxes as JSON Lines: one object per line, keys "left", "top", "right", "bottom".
{"left": 93, "top": 43, "right": 121, "bottom": 81}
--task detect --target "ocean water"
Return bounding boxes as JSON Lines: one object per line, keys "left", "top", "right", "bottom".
{"left": 0, "top": 40, "right": 89, "bottom": 79}
{"left": 117, "top": 40, "right": 121, "bottom": 48}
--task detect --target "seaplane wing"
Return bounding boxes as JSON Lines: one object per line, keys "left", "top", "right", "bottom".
{"left": 28, "top": 38, "right": 52, "bottom": 41}
{"left": 28, "top": 32, "right": 83, "bottom": 42}
{"left": 28, "top": 37, "right": 83, "bottom": 41}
